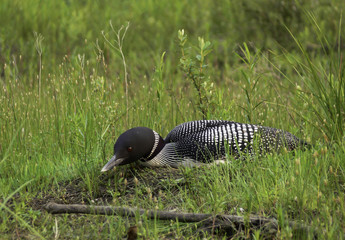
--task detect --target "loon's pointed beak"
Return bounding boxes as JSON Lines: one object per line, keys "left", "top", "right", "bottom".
{"left": 101, "top": 155, "right": 125, "bottom": 172}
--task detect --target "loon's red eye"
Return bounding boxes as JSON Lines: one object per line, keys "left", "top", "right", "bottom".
{"left": 127, "top": 146, "right": 133, "bottom": 152}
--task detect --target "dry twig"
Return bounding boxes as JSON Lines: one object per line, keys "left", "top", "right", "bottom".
{"left": 45, "top": 202, "right": 313, "bottom": 236}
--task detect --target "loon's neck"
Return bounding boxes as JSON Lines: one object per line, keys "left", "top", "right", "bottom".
{"left": 142, "top": 130, "right": 165, "bottom": 161}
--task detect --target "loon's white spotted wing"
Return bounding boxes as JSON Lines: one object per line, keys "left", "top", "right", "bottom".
{"left": 162, "top": 120, "right": 305, "bottom": 163}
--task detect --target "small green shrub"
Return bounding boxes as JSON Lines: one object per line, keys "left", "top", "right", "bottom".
{"left": 178, "top": 29, "right": 217, "bottom": 119}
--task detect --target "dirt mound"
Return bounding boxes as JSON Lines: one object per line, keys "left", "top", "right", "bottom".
{"left": 30, "top": 166, "right": 185, "bottom": 210}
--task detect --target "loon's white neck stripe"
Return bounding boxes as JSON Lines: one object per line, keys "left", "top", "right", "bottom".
{"left": 146, "top": 130, "right": 160, "bottom": 159}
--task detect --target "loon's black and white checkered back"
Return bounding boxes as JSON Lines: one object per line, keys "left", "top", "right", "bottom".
{"left": 161, "top": 120, "right": 305, "bottom": 164}
{"left": 165, "top": 120, "right": 230, "bottom": 142}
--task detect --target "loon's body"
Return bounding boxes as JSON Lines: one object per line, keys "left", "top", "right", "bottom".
{"left": 101, "top": 120, "right": 309, "bottom": 171}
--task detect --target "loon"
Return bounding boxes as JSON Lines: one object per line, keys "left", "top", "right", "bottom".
{"left": 101, "top": 120, "right": 309, "bottom": 171}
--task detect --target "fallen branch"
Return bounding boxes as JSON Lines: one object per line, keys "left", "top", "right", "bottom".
{"left": 45, "top": 202, "right": 312, "bottom": 235}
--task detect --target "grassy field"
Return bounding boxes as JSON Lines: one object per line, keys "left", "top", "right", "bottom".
{"left": 1, "top": 0, "right": 345, "bottom": 239}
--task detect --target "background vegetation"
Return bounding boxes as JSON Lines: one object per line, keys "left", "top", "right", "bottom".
{"left": 1, "top": 0, "right": 344, "bottom": 238}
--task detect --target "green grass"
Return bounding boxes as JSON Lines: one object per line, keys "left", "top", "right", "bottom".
{"left": 1, "top": 0, "right": 345, "bottom": 239}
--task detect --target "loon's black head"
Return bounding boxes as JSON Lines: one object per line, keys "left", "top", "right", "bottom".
{"left": 101, "top": 127, "right": 162, "bottom": 172}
